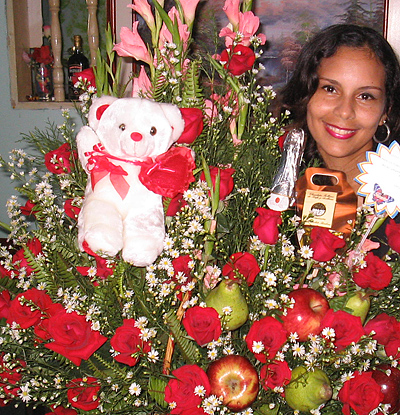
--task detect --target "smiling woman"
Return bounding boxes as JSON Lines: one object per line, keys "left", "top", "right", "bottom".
{"left": 281, "top": 24, "right": 400, "bottom": 196}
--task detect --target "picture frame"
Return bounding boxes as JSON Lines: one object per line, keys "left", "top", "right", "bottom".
{"left": 106, "top": 0, "right": 400, "bottom": 90}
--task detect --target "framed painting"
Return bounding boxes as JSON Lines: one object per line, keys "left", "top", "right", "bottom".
{"left": 107, "top": 0, "right": 398, "bottom": 90}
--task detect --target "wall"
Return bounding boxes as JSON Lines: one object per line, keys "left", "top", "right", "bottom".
{"left": 0, "top": 1, "right": 72, "bottom": 237}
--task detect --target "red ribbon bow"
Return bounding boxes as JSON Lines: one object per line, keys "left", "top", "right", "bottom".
{"left": 87, "top": 155, "right": 130, "bottom": 200}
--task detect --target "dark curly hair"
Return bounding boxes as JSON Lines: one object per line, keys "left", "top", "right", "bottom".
{"left": 280, "top": 24, "right": 400, "bottom": 164}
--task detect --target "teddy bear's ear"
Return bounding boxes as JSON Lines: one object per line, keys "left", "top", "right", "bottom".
{"left": 159, "top": 102, "right": 185, "bottom": 143}
{"left": 88, "top": 96, "right": 118, "bottom": 130}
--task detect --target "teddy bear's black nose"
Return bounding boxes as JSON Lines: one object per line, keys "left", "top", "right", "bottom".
{"left": 131, "top": 132, "right": 143, "bottom": 142}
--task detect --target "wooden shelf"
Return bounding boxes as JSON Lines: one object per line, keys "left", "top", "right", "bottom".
{"left": 6, "top": 0, "right": 101, "bottom": 110}
{"left": 10, "top": 101, "right": 77, "bottom": 110}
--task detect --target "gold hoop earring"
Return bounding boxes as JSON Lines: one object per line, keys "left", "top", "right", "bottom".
{"left": 373, "top": 122, "right": 390, "bottom": 144}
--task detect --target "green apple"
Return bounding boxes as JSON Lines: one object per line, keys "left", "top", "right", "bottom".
{"left": 285, "top": 366, "right": 332, "bottom": 412}
{"left": 205, "top": 279, "right": 249, "bottom": 330}
{"left": 344, "top": 291, "right": 370, "bottom": 324}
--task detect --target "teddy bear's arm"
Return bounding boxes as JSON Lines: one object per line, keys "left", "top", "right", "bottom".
{"left": 76, "top": 126, "right": 101, "bottom": 172}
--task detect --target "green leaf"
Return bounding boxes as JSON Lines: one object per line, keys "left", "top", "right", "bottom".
{"left": 164, "top": 310, "right": 201, "bottom": 364}
{"left": 148, "top": 376, "right": 168, "bottom": 409}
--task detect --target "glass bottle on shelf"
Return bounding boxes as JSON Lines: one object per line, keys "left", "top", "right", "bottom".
{"left": 67, "top": 35, "right": 89, "bottom": 101}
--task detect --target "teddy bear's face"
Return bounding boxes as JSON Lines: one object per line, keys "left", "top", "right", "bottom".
{"left": 96, "top": 98, "right": 182, "bottom": 159}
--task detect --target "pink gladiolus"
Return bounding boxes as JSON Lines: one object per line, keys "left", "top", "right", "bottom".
{"left": 159, "top": 7, "right": 190, "bottom": 50}
{"left": 179, "top": 0, "right": 202, "bottom": 26}
{"left": 128, "top": 1, "right": 155, "bottom": 31}
{"left": 219, "top": 11, "right": 266, "bottom": 47}
{"left": 223, "top": 0, "right": 241, "bottom": 29}
{"left": 113, "top": 24, "right": 151, "bottom": 65}
{"left": 132, "top": 66, "right": 152, "bottom": 97}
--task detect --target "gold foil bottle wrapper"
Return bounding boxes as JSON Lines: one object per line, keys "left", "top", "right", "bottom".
{"left": 267, "top": 129, "right": 306, "bottom": 211}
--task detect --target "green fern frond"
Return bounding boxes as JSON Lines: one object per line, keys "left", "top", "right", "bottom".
{"left": 164, "top": 310, "right": 200, "bottom": 364}
{"left": 181, "top": 59, "right": 203, "bottom": 108}
{"left": 92, "top": 352, "right": 127, "bottom": 380}
{"left": 148, "top": 376, "right": 168, "bottom": 409}
{"left": 151, "top": 71, "right": 169, "bottom": 103}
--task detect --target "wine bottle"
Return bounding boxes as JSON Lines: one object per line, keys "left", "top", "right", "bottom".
{"left": 67, "top": 35, "right": 89, "bottom": 101}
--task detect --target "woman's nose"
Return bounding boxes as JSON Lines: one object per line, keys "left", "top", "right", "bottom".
{"left": 334, "top": 95, "right": 356, "bottom": 120}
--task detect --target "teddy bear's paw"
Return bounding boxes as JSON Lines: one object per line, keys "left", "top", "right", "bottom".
{"left": 84, "top": 227, "right": 123, "bottom": 257}
{"left": 122, "top": 242, "right": 163, "bottom": 267}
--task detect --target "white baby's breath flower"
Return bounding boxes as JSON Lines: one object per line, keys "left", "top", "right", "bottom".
{"left": 147, "top": 349, "right": 159, "bottom": 362}
{"left": 261, "top": 271, "right": 276, "bottom": 287}
{"left": 282, "top": 243, "right": 295, "bottom": 256}
{"left": 207, "top": 348, "right": 218, "bottom": 360}
{"left": 129, "top": 383, "right": 141, "bottom": 396}
{"left": 292, "top": 342, "right": 305, "bottom": 357}
{"left": 299, "top": 245, "right": 314, "bottom": 259}
{"left": 194, "top": 385, "right": 206, "bottom": 397}
{"left": 322, "top": 327, "right": 335, "bottom": 339}
{"left": 252, "top": 341, "right": 264, "bottom": 354}
{"left": 340, "top": 371, "right": 354, "bottom": 383}
{"left": 222, "top": 306, "right": 232, "bottom": 315}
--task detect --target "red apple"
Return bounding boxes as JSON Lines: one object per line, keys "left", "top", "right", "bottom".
{"left": 281, "top": 288, "right": 330, "bottom": 341}
{"left": 207, "top": 355, "right": 259, "bottom": 412}
{"left": 371, "top": 365, "right": 400, "bottom": 414}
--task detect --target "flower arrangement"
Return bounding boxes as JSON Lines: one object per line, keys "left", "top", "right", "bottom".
{"left": 1, "top": 1, "right": 400, "bottom": 415}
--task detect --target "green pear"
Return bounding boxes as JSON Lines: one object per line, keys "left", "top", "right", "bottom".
{"left": 344, "top": 291, "right": 370, "bottom": 324}
{"left": 205, "top": 279, "right": 249, "bottom": 330}
{"left": 285, "top": 366, "right": 332, "bottom": 412}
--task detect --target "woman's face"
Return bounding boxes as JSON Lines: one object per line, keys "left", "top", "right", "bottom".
{"left": 306, "top": 46, "right": 387, "bottom": 169}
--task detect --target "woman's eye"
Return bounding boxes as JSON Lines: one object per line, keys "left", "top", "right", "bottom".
{"left": 359, "top": 92, "right": 374, "bottom": 100}
{"left": 322, "top": 85, "right": 336, "bottom": 93}
{"left": 119, "top": 124, "right": 126, "bottom": 131}
{"left": 150, "top": 126, "right": 157, "bottom": 136}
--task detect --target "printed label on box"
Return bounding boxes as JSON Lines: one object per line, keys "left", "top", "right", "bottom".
{"left": 302, "top": 189, "right": 337, "bottom": 228}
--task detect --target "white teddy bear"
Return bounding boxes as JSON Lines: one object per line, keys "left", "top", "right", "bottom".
{"left": 76, "top": 96, "right": 185, "bottom": 267}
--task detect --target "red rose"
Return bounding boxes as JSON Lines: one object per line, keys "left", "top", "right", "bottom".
{"left": 222, "top": 252, "right": 260, "bottom": 286}
{"left": 77, "top": 254, "right": 114, "bottom": 280}
{"left": 260, "top": 360, "right": 291, "bottom": 392}
{"left": 0, "top": 353, "right": 25, "bottom": 400}
{"left": 364, "top": 313, "right": 400, "bottom": 359}
{"left": 137, "top": 146, "right": 195, "bottom": 198}
{"left": 64, "top": 199, "right": 81, "bottom": 220}
{"left": 34, "top": 302, "right": 64, "bottom": 341}
{"left": 7, "top": 288, "right": 54, "bottom": 329}
{"left": 385, "top": 218, "right": 400, "bottom": 253}
{"left": 45, "top": 309, "right": 107, "bottom": 366}
{"left": 309, "top": 227, "right": 346, "bottom": 262}
{"left": 164, "top": 192, "right": 187, "bottom": 216}
{"left": 67, "top": 377, "right": 100, "bottom": 411}
{"left": 172, "top": 255, "right": 192, "bottom": 281}
{"left": 31, "top": 45, "right": 53, "bottom": 65}
{"left": 183, "top": 306, "right": 222, "bottom": 346}
{"left": 352, "top": 252, "right": 393, "bottom": 291}
{"left": 0, "top": 290, "right": 11, "bottom": 320}
{"left": 200, "top": 166, "right": 235, "bottom": 200}
{"left": 44, "top": 143, "right": 76, "bottom": 174}
{"left": 46, "top": 406, "right": 77, "bottom": 415}
{"left": 164, "top": 364, "right": 210, "bottom": 414}
{"left": 12, "top": 237, "right": 42, "bottom": 275}
{"left": 20, "top": 200, "right": 37, "bottom": 216}
{"left": 245, "top": 316, "right": 287, "bottom": 362}
{"left": 110, "top": 319, "right": 151, "bottom": 366}
{"left": 71, "top": 67, "right": 96, "bottom": 88}
{"left": 338, "top": 371, "right": 383, "bottom": 415}
{"left": 220, "top": 45, "right": 256, "bottom": 76}
{"left": 178, "top": 107, "right": 204, "bottom": 144}
{"left": 253, "top": 207, "right": 282, "bottom": 245}
{"left": 320, "top": 309, "right": 364, "bottom": 351}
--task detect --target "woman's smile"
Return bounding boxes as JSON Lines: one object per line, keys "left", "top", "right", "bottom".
{"left": 324, "top": 123, "right": 357, "bottom": 140}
